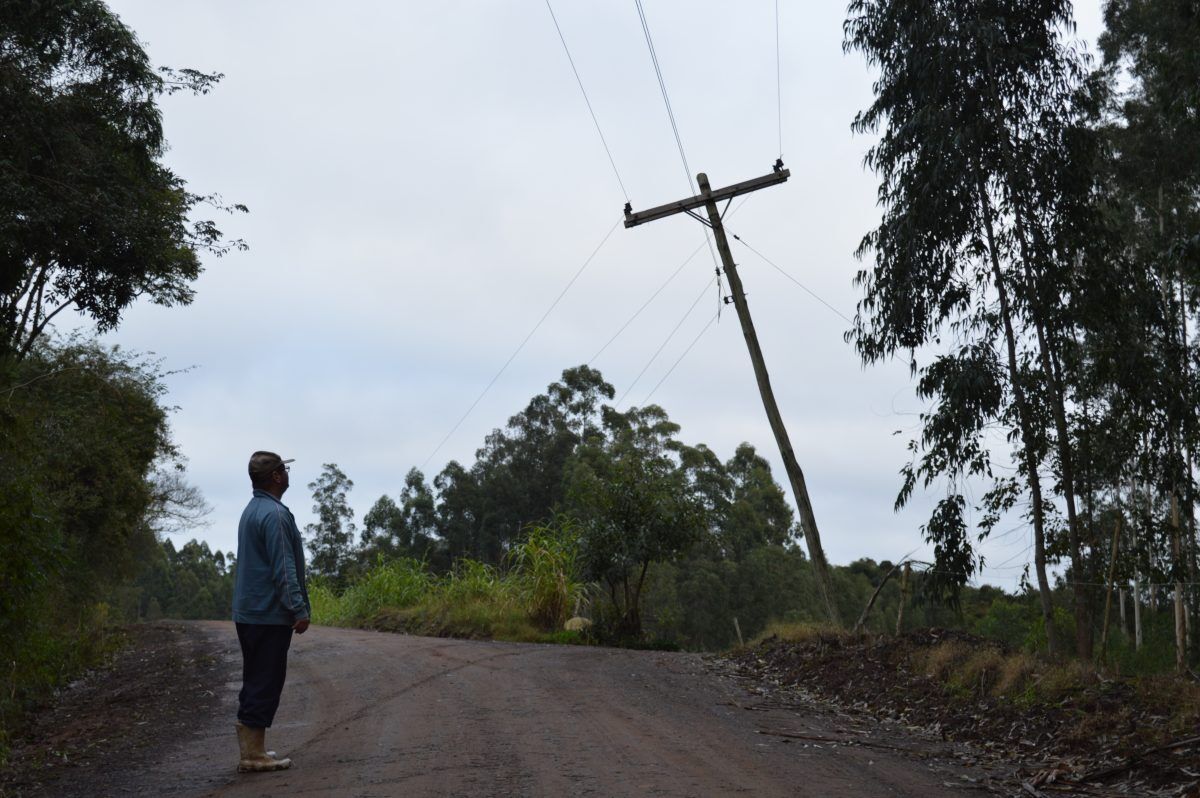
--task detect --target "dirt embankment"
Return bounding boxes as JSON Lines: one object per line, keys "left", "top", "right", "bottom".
{"left": 2, "top": 623, "right": 232, "bottom": 797}
{"left": 727, "top": 629, "right": 1200, "bottom": 797}
{"left": 3, "top": 621, "right": 988, "bottom": 798}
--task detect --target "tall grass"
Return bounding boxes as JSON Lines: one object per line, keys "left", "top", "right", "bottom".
{"left": 311, "top": 522, "right": 587, "bottom": 644}
{"left": 507, "top": 520, "right": 583, "bottom": 630}
{"left": 310, "top": 557, "right": 431, "bottom": 625}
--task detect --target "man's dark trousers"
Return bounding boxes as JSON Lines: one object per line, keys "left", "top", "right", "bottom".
{"left": 236, "top": 623, "right": 293, "bottom": 728}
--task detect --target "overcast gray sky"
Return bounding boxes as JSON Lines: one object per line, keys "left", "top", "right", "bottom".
{"left": 86, "top": 1, "right": 1105, "bottom": 590}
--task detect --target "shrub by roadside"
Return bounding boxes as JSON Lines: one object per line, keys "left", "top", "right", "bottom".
{"left": 310, "top": 524, "right": 589, "bottom": 645}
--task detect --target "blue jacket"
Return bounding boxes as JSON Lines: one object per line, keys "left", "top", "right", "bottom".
{"left": 233, "top": 489, "right": 310, "bottom": 625}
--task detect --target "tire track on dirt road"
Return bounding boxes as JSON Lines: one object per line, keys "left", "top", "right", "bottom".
{"left": 12, "top": 622, "right": 993, "bottom": 797}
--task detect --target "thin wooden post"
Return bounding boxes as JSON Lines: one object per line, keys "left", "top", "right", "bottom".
{"left": 853, "top": 560, "right": 903, "bottom": 634}
{"left": 1100, "top": 517, "right": 1122, "bottom": 663}
{"left": 1172, "top": 493, "right": 1187, "bottom": 673}
{"left": 1134, "top": 571, "right": 1144, "bottom": 650}
{"left": 1118, "top": 586, "right": 1126, "bottom": 633}
{"left": 896, "top": 562, "right": 911, "bottom": 635}
{"left": 1132, "top": 475, "right": 1143, "bottom": 650}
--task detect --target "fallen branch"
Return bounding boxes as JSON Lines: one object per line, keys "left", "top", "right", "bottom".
{"left": 852, "top": 552, "right": 917, "bottom": 634}
{"left": 756, "top": 728, "right": 926, "bottom": 756}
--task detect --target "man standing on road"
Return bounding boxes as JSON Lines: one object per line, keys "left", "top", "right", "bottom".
{"left": 232, "top": 451, "right": 311, "bottom": 773}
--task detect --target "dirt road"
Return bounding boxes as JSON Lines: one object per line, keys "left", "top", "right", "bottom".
{"left": 10, "top": 622, "right": 989, "bottom": 797}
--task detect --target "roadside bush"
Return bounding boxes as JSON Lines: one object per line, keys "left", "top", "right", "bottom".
{"left": 972, "top": 597, "right": 1036, "bottom": 649}
{"left": 507, "top": 520, "right": 583, "bottom": 630}
{"left": 1, "top": 342, "right": 173, "bottom": 762}
{"left": 312, "top": 524, "right": 588, "bottom": 642}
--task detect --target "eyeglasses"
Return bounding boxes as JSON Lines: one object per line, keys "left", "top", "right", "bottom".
{"left": 276, "top": 465, "right": 291, "bottom": 474}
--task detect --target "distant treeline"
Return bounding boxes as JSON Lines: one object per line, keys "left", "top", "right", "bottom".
{"left": 295, "top": 363, "right": 1189, "bottom": 670}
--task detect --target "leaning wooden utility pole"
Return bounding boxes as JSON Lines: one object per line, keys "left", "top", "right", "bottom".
{"left": 623, "top": 161, "right": 841, "bottom": 625}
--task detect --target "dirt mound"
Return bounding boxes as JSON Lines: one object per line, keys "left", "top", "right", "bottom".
{"left": 727, "top": 629, "right": 1200, "bottom": 796}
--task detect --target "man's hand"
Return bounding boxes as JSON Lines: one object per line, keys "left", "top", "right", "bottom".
{"left": 294, "top": 618, "right": 310, "bottom": 634}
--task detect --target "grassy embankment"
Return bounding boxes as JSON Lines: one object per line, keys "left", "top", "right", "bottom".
{"left": 310, "top": 526, "right": 586, "bottom": 643}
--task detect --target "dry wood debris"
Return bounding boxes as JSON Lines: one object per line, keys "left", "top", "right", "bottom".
{"left": 726, "top": 629, "right": 1200, "bottom": 797}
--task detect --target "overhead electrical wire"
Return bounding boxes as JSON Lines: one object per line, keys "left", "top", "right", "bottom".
{"left": 616, "top": 274, "right": 716, "bottom": 408}
{"left": 631, "top": 0, "right": 724, "bottom": 275}
{"left": 545, "top": 0, "right": 630, "bottom": 203}
{"left": 634, "top": 0, "right": 692, "bottom": 184}
{"left": 588, "top": 240, "right": 708, "bottom": 366}
{"left": 641, "top": 310, "right": 719, "bottom": 406}
{"left": 421, "top": 219, "right": 622, "bottom": 470}
{"left": 730, "top": 231, "right": 854, "bottom": 324}
{"left": 589, "top": 197, "right": 749, "bottom": 366}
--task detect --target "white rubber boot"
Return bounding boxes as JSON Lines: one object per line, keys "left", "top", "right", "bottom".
{"left": 236, "top": 721, "right": 292, "bottom": 772}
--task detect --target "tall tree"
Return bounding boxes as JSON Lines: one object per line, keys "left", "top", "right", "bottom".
{"left": 0, "top": 0, "right": 245, "bottom": 360}
{"left": 1099, "top": 0, "right": 1200, "bottom": 668}
{"left": 438, "top": 365, "right": 614, "bottom": 563}
{"left": 845, "top": 0, "right": 1095, "bottom": 655}
{"left": 361, "top": 468, "right": 439, "bottom": 563}
{"left": 565, "top": 404, "right": 706, "bottom": 637}
{"left": 306, "top": 463, "right": 357, "bottom": 585}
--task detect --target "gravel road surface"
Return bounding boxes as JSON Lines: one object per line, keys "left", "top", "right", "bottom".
{"left": 10, "top": 622, "right": 989, "bottom": 797}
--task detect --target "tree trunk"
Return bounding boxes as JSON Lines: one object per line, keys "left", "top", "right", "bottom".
{"left": 1134, "top": 571, "right": 1144, "bottom": 650}
{"left": 1172, "top": 493, "right": 1187, "bottom": 673}
{"left": 1011, "top": 201, "right": 1091, "bottom": 660}
{"left": 1119, "top": 586, "right": 1126, "bottom": 634}
{"left": 977, "top": 174, "right": 1059, "bottom": 656}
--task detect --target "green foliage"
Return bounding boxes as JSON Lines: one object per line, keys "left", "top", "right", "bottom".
{"left": 0, "top": 0, "right": 245, "bottom": 359}
{"left": 1105, "top": 611, "right": 1184, "bottom": 676}
{"left": 431, "top": 365, "right": 615, "bottom": 563}
{"left": 312, "top": 520, "right": 588, "bottom": 642}
{"left": 305, "top": 463, "right": 357, "bottom": 587}
{"left": 507, "top": 520, "right": 584, "bottom": 630}
{"left": 359, "top": 468, "right": 440, "bottom": 567}
{"left": 971, "top": 597, "right": 1038, "bottom": 650}
{"left": 566, "top": 404, "right": 707, "bottom": 638}
{"left": 310, "top": 558, "right": 431, "bottom": 626}
{"left": 0, "top": 340, "right": 181, "bottom": 757}
{"left": 130, "top": 539, "right": 235, "bottom": 621}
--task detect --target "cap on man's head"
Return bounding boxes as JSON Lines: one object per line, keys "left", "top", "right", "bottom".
{"left": 248, "top": 451, "right": 294, "bottom": 478}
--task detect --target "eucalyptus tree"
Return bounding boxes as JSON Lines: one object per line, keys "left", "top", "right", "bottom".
{"left": 1099, "top": 0, "right": 1200, "bottom": 666}
{"left": 444, "top": 366, "right": 615, "bottom": 564}
{"left": 361, "top": 468, "right": 439, "bottom": 564}
{"left": 845, "top": 0, "right": 1098, "bottom": 655}
{"left": 306, "top": 464, "right": 357, "bottom": 586}
{"left": 0, "top": 0, "right": 245, "bottom": 360}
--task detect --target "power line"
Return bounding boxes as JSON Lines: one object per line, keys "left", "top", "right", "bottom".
{"left": 616, "top": 274, "right": 716, "bottom": 407}
{"left": 631, "top": 0, "right": 724, "bottom": 277}
{"left": 634, "top": 0, "right": 691, "bottom": 184}
{"left": 641, "top": 310, "right": 719, "bottom": 406}
{"left": 421, "top": 218, "right": 621, "bottom": 470}
{"left": 544, "top": 0, "right": 630, "bottom": 203}
{"left": 589, "top": 240, "right": 707, "bottom": 365}
{"left": 730, "top": 231, "right": 854, "bottom": 324}
{"left": 589, "top": 197, "right": 750, "bottom": 366}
